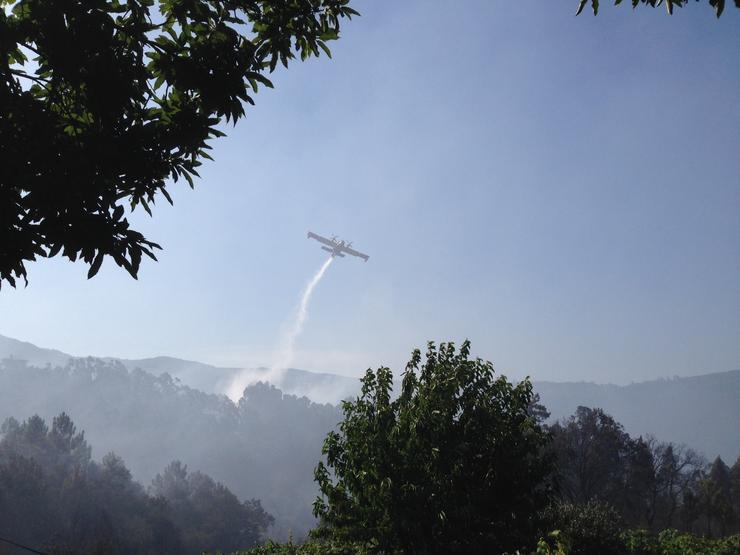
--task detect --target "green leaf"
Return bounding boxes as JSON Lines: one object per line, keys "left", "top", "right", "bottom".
{"left": 160, "top": 187, "right": 173, "bottom": 205}
{"left": 317, "top": 40, "right": 332, "bottom": 58}
{"left": 87, "top": 252, "right": 105, "bottom": 279}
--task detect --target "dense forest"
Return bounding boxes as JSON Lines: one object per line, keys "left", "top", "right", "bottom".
{"left": 1, "top": 350, "right": 739, "bottom": 553}
{"left": 548, "top": 406, "right": 740, "bottom": 538}
{"left": 0, "top": 356, "right": 340, "bottom": 538}
{"left": 0, "top": 413, "right": 272, "bottom": 553}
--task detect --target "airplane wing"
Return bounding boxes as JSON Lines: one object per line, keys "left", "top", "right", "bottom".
{"left": 340, "top": 245, "right": 369, "bottom": 262}
{"left": 307, "top": 231, "right": 336, "bottom": 248}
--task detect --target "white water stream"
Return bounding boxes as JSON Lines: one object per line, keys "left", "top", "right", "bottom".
{"left": 226, "top": 256, "right": 334, "bottom": 401}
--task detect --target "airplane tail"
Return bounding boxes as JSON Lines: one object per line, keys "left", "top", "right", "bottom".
{"left": 321, "top": 246, "right": 333, "bottom": 253}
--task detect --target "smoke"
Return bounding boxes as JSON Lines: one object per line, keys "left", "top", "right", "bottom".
{"left": 226, "top": 256, "right": 334, "bottom": 401}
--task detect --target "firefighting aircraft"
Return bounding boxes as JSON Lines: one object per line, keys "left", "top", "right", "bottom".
{"left": 307, "top": 231, "right": 369, "bottom": 262}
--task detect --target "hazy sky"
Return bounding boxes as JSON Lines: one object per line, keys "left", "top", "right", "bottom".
{"left": 1, "top": 1, "right": 738, "bottom": 384}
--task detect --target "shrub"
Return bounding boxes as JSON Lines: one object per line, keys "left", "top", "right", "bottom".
{"left": 621, "top": 529, "right": 740, "bottom": 555}
{"left": 540, "top": 501, "right": 624, "bottom": 555}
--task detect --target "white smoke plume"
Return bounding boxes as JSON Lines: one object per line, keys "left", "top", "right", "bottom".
{"left": 226, "top": 256, "right": 334, "bottom": 401}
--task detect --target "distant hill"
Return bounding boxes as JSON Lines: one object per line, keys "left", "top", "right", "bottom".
{"left": 0, "top": 334, "right": 358, "bottom": 403}
{"left": 1, "top": 333, "right": 738, "bottom": 460}
{"left": 0, "top": 334, "right": 72, "bottom": 368}
{"left": 115, "top": 356, "right": 243, "bottom": 395}
{"left": 536, "top": 372, "right": 740, "bottom": 462}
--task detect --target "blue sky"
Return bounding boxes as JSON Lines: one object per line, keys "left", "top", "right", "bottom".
{"left": 1, "top": 1, "right": 738, "bottom": 384}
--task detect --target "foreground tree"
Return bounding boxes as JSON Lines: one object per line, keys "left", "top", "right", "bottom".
{"left": 312, "top": 341, "right": 553, "bottom": 554}
{"left": 0, "top": 0, "right": 357, "bottom": 287}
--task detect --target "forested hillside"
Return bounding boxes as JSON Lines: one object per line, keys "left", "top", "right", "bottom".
{"left": 1, "top": 334, "right": 738, "bottom": 541}
{"left": 0, "top": 356, "right": 341, "bottom": 538}
{"left": 0, "top": 413, "right": 272, "bottom": 553}
{"left": 1, "top": 344, "right": 739, "bottom": 552}
{"left": 241, "top": 344, "right": 740, "bottom": 554}
{"left": 2, "top": 334, "right": 737, "bottom": 460}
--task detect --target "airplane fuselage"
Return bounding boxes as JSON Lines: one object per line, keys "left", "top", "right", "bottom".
{"left": 321, "top": 245, "right": 346, "bottom": 257}
{"left": 307, "top": 231, "right": 369, "bottom": 262}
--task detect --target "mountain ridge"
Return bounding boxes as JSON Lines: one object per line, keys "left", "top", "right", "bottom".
{"left": 1, "top": 333, "right": 738, "bottom": 461}
{"left": 2, "top": 332, "right": 736, "bottom": 392}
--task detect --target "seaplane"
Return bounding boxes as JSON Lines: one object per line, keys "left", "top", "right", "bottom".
{"left": 307, "top": 231, "right": 369, "bottom": 262}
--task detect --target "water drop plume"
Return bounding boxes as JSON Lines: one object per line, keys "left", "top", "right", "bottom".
{"left": 226, "top": 256, "right": 333, "bottom": 401}
{"left": 273, "top": 255, "right": 334, "bottom": 372}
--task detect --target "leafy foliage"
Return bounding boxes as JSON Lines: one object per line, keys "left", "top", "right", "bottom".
{"left": 0, "top": 0, "right": 357, "bottom": 287}
{"left": 530, "top": 531, "right": 570, "bottom": 555}
{"left": 622, "top": 528, "right": 740, "bottom": 554}
{"left": 575, "top": 0, "right": 740, "bottom": 17}
{"left": 697, "top": 457, "right": 735, "bottom": 536}
{"left": 236, "top": 538, "right": 351, "bottom": 555}
{"left": 540, "top": 501, "right": 625, "bottom": 555}
{"left": 312, "top": 341, "right": 554, "bottom": 554}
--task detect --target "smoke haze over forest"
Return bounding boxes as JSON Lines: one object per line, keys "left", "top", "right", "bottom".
{"left": 1, "top": 334, "right": 737, "bottom": 541}
{"left": 1, "top": 0, "right": 739, "bottom": 553}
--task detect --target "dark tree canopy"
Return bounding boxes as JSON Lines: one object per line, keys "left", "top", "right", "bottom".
{"left": 550, "top": 406, "right": 632, "bottom": 505}
{"left": 312, "top": 341, "right": 554, "bottom": 554}
{"left": 546, "top": 405, "right": 740, "bottom": 539}
{"left": 0, "top": 0, "right": 357, "bottom": 288}
{"left": 151, "top": 460, "right": 274, "bottom": 553}
{"left": 0, "top": 412, "right": 272, "bottom": 554}
{"left": 576, "top": 0, "right": 740, "bottom": 17}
